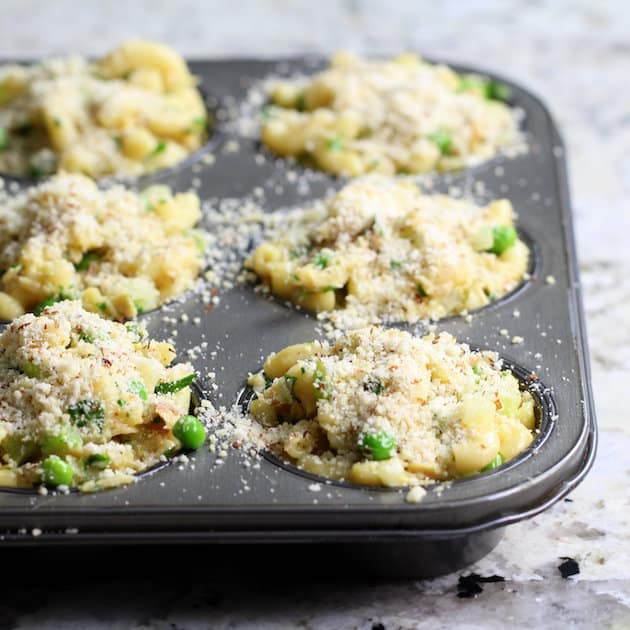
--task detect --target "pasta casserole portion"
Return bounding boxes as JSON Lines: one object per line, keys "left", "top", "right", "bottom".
{"left": 262, "top": 52, "right": 519, "bottom": 175}
{"left": 248, "top": 327, "right": 536, "bottom": 488}
{"left": 0, "top": 40, "right": 208, "bottom": 178}
{"left": 0, "top": 301, "right": 206, "bottom": 492}
{"left": 0, "top": 173, "right": 205, "bottom": 321}
{"left": 245, "top": 177, "right": 529, "bottom": 326}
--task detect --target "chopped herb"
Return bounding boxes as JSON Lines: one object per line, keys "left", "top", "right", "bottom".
{"left": 129, "top": 380, "right": 148, "bottom": 401}
{"left": 326, "top": 135, "right": 344, "bottom": 152}
{"left": 416, "top": 284, "right": 428, "bottom": 298}
{"left": 263, "top": 373, "right": 273, "bottom": 389}
{"left": 148, "top": 140, "right": 167, "bottom": 158}
{"left": 363, "top": 378, "right": 384, "bottom": 395}
{"left": 97, "top": 301, "right": 108, "bottom": 312}
{"left": 33, "top": 292, "right": 70, "bottom": 315}
{"left": 116, "top": 398, "right": 126, "bottom": 408}
{"left": 154, "top": 373, "right": 195, "bottom": 395}
{"left": 78, "top": 331, "right": 94, "bottom": 344}
{"left": 313, "top": 359, "right": 330, "bottom": 400}
{"left": 322, "top": 285, "right": 340, "bottom": 292}
{"left": 481, "top": 454, "right": 503, "bottom": 472}
{"left": 295, "top": 93, "right": 306, "bottom": 112}
{"left": 483, "top": 288, "right": 496, "bottom": 301}
{"left": 313, "top": 253, "right": 330, "bottom": 269}
{"left": 74, "top": 251, "right": 101, "bottom": 272}
{"left": 53, "top": 117, "right": 62, "bottom": 127}
{"left": 67, "top": 399, "right": 105, "bottom": 429}
{"left": 191, "top": 116, "right": 207, "bottom": 128}
{"left": 85, "top": 453, "right": 110, "bottom": 470}
{"left": 112, "top": 134, "right": 123, "bottom": 148}
{"left": 29, "top": 165, "right": 43, "bottom": 178}
{"left": 284, "top": 375, "right": 297, "bottom": 391}
{"left": 472, "top": 365, "right": 481, "bottom": 375}
{"left": 390, "top": 260, "right": 403, "bottom": 270}
{"left": 0, "top": 126, "right": 7, "bottom": 151}
{"left": 133, "top": 300, "right": 145, "bottom": 315}
{"left": 427, "top": 129, "right": 453, "bottom": 155}
{"left": 125, "top": 322, "right": 144, "bottom": 342}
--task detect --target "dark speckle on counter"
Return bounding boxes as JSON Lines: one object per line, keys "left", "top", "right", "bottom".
{"left": 457, "top": 573, "right": 506, "bottom": 598}
{"left": 559, "top": 557, "right": 581, "bottom": 579}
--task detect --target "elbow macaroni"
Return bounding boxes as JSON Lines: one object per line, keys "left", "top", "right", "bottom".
{"left": 0, "top": 174, "right": 205, "bottom": 322}
{"left": 245, "top": 177, "right": 529, "bottom": 326}
{"left": 248, "top": 327, "right": 537, "bottom": 488}
{"left": 0, "top": 301, "right": 198, "bottom": 491}
{"left": 0, "top": 40, "right": 208, "bottom": 178}
{"left": 261, "top": 52, "right": 520, "bottom": 176}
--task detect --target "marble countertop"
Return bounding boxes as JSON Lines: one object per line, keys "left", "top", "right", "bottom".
{"left": 0, "top": 1, "right": 628, "bottom": 628}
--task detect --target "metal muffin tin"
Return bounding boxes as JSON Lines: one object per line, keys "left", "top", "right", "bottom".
{"left": 0, "top": 58, "right": 596, "bottom": 578}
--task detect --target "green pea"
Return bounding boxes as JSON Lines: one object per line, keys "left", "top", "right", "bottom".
{"left": 42, "top": 455, "right": 73, "bottom": 487}
{"left": 481, "top": 454, "right": 503, "bottom": 472}
{"left": 488, "top": 226, "right": 517, "bottom": 255}
{"left": 484, "top": 81, "right": 511, "bottom": 102}
{"left": 41, "top": 429, "right": 82, "bottom": 456}
{"left": 173, "top": 415, "right": 207, "bottom": 450}
{"left": 361, "top": 432, "right": 397, "bottom": 461}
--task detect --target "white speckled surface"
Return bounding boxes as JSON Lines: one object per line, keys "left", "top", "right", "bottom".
{"left": 0, "top": 1, "right": 628, "bottom": 628}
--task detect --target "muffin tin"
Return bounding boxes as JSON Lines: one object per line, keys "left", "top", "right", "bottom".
{"left": 0, "top": 58, "right": 596, "bottom": 578}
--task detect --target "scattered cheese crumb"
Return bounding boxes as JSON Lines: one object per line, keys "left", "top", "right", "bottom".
{"left": 406, "top": 486, "right": 427, "bottom": 504}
